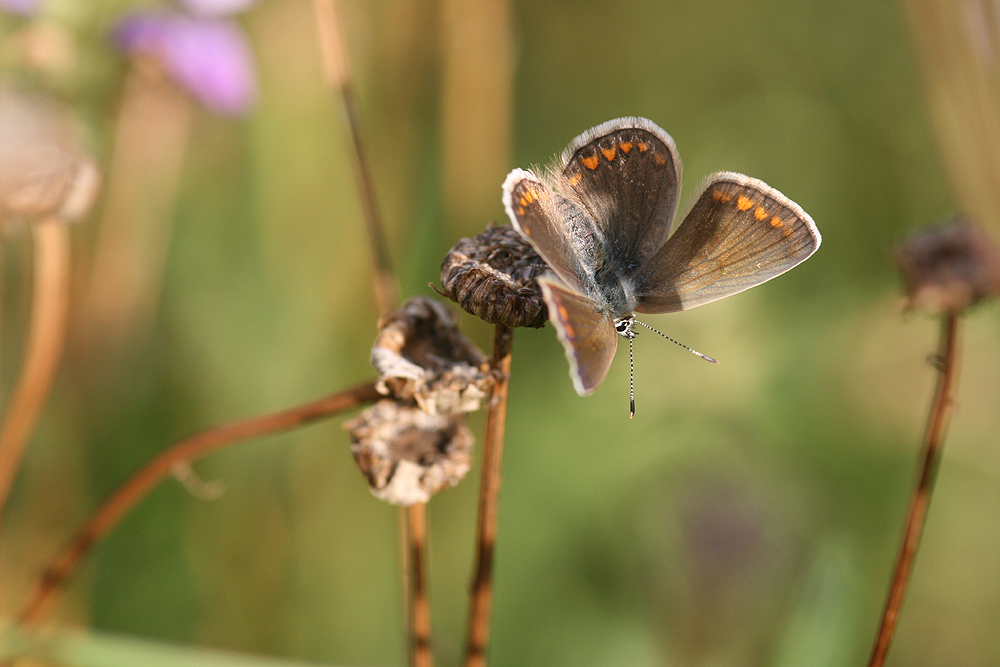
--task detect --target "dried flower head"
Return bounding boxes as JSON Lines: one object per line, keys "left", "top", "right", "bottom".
{"left": 440, "top": 222, "right": 549, "bottom": 328}
{"left": 372, "top": 295, "right": 494, "bottom": 415}
{"left": 0, "top": 87, "right": 101, "bottom": 226}
{"left": 896, "top": 221, "right": 1000, "bottom": 313}
{"left": 344, "top": 399, "right": 473, "bottom": 506}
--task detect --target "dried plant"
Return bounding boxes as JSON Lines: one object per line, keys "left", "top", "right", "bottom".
{"left": 0, "top": 86, "right": 100, "bottom": 525}
{"left": 867, "top": 221, "right": 1000, "bottom": 667}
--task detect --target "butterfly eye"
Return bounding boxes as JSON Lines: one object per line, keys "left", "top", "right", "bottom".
{"left": 613, "top": 317, "right": 635, "bottom": 338}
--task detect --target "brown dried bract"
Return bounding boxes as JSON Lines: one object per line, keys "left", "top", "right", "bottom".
{"left": 440, "top": 222, "right": 549, "bottom": 328}
{"left": 344, "top": 399, "right": 473, "bottom": 506}
{"left": 372, "top": 295, "right": 494, "bottom": 415}
{"left": 0, "top": 86, "right": 100, "bottom": 227}
{"left": 896, "top": 221, "right": 1000, "bottom": 314}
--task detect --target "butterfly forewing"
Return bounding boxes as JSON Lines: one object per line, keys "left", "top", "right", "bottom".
{"left": 559, "top": 118, "right": 682, "bottom": 273}
{"left": 635, "top": 172, "right": 821, "bottom": 314}
{"left": 539, "top": 275, "right": 619, "bottom": 395}
{"left": 503, "top": 168, "right": 598, "bottom": 293}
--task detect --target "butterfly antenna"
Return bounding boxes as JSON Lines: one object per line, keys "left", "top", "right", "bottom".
{"left": 629, "top": 335, "right": 636, "bottom": 419}
{"left": 633, "top": 319, "right": 719, "bottom": 364}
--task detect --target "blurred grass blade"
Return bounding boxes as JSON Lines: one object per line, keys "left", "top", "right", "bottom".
{"left": 903, "top": 0, "right": 1000, "bottom": 235}
{"left": 769, "top": 538, "right": 862, "bottom": 667}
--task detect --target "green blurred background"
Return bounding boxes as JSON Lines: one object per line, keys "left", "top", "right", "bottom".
{"left": 2, "top": 0, "right": 999, "bottom": 666}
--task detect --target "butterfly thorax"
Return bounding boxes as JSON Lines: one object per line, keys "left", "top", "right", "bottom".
{"left": 593, "top": 261, "right": 640, "bottom": 319}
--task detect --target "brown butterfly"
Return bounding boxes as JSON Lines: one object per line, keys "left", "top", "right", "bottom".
{"left": 502, "top": 117, "right": 821, "bottom": 416}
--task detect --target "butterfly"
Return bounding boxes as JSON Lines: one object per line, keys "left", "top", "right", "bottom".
{"left": 502, "top": 117, "right": 821, "bottom": 416}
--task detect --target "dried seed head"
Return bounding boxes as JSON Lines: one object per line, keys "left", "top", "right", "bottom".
{"left": 372, "top": 295, "right": 494, "bottom": 415}
{"left": 440, "top": 222, "right": 549, "bottom": 328}
{"left": 343, "top": 399, "right": 473, "bottom": 506}
{"left": 0, "top": 87, "right": 101, "bottom": 227}
{"left": 348, "top": 296, "right": 491, "bottom": 505}
{"left": 896, "top": 221, "right": 1000, "bottom": 314}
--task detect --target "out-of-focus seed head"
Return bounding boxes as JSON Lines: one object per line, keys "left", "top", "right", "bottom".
{"left": 440, "top": 222, "right": 549, "bottom": 329}
{"left": 896, "top": 221, "right": 1000, "bottom": 314}
{"left": 343, "top": 399, "right": 473, "bottom": 506}
{"left": 0, "top": 86, "right": 101, "bottom": 227}
{"left": 372, "top": 295, "right": 494, "bottom": 415}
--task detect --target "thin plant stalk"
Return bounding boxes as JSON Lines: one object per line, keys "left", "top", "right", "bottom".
{"left": 312, "top": 4, "right": 432, "bottom": 666}
{"left": 867, "top": 311, "right": 961, "bottom": 667}
{"left": 16, "top": 379, "right": 381, "bottom": 627}
{"left": 405, "top": 503, "right": 432, "bottom": 667}
{"left": 406, "top": 500, "right": 431, "bottom": 667}
{"left": 464, "top": 324, "right": 513, "bottom": 667}
{"left": 0, "top": 219, "right": 71, "bottom": 525}
{"left": 311, "top": 0, "right": 398, "bottom": 313}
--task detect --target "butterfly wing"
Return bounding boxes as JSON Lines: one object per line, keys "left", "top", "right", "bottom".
{"left": 635, "top": 172, "right": 821, "bottom": 313}
{"left": 559, "top": 117, "right": 682, "bottom": 271}
{"left": 539, "top": 275, "right": 619, "bottom": 396}
{"left": 503, "top": 168, "right": 600, "bottom": 293}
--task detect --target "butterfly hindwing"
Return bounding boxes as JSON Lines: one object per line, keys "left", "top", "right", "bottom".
{"left": 539, "top": 275, "right": 619, "bottom": 396}
{"left": 635, "top": 172, "right": 821, "bottom": 313}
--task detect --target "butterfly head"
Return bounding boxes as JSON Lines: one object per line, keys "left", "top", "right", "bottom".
{"left": 613, "top": 315, "right": 636, "bottom": 340}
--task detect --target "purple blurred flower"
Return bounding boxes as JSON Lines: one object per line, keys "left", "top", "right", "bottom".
{"left": 115, "top": 12, "right": 257, "bottom": 117}
{"left": 0, "top": 0, "right": 39, "bottom": 16}
{"left": 177, "top": 0, "right": 256, "bottom": 17}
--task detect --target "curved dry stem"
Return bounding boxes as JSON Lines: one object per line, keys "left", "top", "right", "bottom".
{"left": 16, "top": 379, "right": 381, "bottom": 627}
{"left": 867, "top": 312, "right": 961, "bottom": 667}
{"left": 0, "top": 220, "right": 71, "bottom": 524}
{"left": 464, "top": 324, "right": 513, "bottom": 667}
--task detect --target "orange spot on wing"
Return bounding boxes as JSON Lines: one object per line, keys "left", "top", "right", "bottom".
{"left": 712, "top": 189, "right": 732, "bottom": 203}
{"left": 770, "top": 216, "right": 783, "bottom": 227}
{"left": 737, "top": 195, "right": 754, "bottom": 211}
{"left": 637, "top": 141, "right": 649, "bottom": 152}
{"left": 519, "top": 196, "right": 528, "bottom": 207}
{"left": 556, "top": 304, "right": 574, "bottom": 336}
{"left": 568, "top": 173, "right": 582, "bottom": 186}
{"left": 619, "top": 141, "right": 633, "bottom": 153}
{"left": 754, "top": 206, "right": 768, "bottom": 221}
{"left": 601, "top": 147, "right": 616, "bottom": 161}
{"left": 581, "top": 154, "right": 600, "bottom": 170}
{"left": 525, "top": 190, "right": 535, "bottom": 203}
{"left": 781, "top": 227, "right": 793, "bottom": 238}
{"left": 653, "top": 152, "right": 667, "bottom": 165}
{"left": 517, "top": 206, "right": 525, "bottom": 216}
